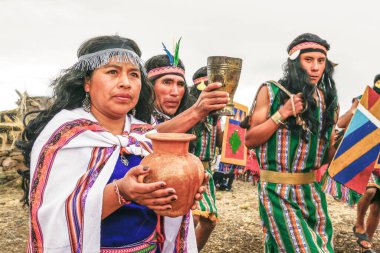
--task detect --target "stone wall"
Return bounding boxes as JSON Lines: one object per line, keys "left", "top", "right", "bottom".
{"left": 0, "top": 91, "right": 51, "bottom": 185}
{"left": 0, "top": 149, "right": 27, "bottom": 184}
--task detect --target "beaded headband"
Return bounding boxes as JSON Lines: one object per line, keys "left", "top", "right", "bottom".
{"left": 147, "top": 66, "right": 185, "bottom": 79}
{"left": 73, "top": 48, "right": 144, "bottom": 71}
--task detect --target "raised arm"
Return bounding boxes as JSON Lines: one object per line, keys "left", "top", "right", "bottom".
{"left": 245, "top": 85, "right": 304, "bottom": 149}
{"left": 337, "top": 98, "right": 359, "bottom": 129}
{"left": 156, "top": 82, "right": 229, "bottom": 133}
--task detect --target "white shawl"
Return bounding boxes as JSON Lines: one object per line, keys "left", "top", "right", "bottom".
{"left": 27, "top": 108, "right": 197, "bottom": 253}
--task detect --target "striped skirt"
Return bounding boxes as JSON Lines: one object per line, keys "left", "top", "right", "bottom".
{"left": 193, "top": 168, "right": 219, "bottom": 221}
{"left": 259, "top": 181, "right": 334, "bottom": 253}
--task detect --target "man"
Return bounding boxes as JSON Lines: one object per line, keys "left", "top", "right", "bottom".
{"left": 145, "top": 53, "right": 229, "bottom": 252}
{"left": 338, "top": 74, "right": 380, "bottom": 252}
{"left": 189, "top": 67, "right": 223, "bottom": 250}
{"left": 145, "top": 54, "right": 193, "bottom": 124}
{"left": 145, "top": 55, "right": 227, "bottom": 129}
{"left": 245, "top": 33, "right": 339, "bottom": 252}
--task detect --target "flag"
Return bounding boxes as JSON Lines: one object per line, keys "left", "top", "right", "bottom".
{"left": 220, "top": 102, "right": 248, "bottom": 166}
{"left": 328, "top": 86, "right": 380, "bottom": 194}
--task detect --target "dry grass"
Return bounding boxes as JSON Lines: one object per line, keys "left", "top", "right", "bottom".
{"left": 1, "top": 178, "right": 379, "bottom": 252}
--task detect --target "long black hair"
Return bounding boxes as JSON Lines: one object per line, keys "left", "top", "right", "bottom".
{"left": 17, "top": 35, "right": 154, "bottom": 205}
{"left": 278, "top": 56, "right": 338, "bottom": 141}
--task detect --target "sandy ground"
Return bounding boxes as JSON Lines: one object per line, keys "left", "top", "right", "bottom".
{"left": 1, "top": 178, "right": 379, "bottom": 253}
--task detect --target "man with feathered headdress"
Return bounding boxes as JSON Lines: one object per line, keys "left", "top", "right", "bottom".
{"left": 145, "top": 40, "right": 229, "bottom": 252}
{"left": 189, "top": 66, "right": 223, "bottom": 251}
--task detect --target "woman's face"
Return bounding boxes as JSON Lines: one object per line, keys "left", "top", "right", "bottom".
{"left": 299, "top": 52, "right": 326, "bottom": 85}
{"left": 84, "top": 61, "right": 142, "bottom": 120}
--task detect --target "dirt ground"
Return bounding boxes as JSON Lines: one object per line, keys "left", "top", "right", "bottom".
{"left": 1, "top": 178, "right": 379, "bottom": 253}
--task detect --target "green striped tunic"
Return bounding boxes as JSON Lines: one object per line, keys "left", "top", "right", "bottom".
{"left": 193, "top": 115, "right": 218, "bottom": 161}
{"left": 193, "top": 167, "right": 219, "bottom": 220}
{"left": 193, "top": 116, "right": 219, "bottom": 220}
{"left": 256, "top": 82, "right": 334, "bottom": 253}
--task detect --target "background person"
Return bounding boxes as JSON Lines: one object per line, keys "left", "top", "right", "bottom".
{"left": 337, "top": 74, "right": 380, "bottom": 251}
{"left": 189, "top": 66, "right": 223, "bottom": 251}
{"left": 145, "top": 50, "right": 229, "bottom": 251}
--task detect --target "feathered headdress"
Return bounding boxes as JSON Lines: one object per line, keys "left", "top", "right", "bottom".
{"left": 73, "top": 48, "right": 144, "bottom": 71}
{"left": 146, "top": 37, "right": 185, "bottom": 79}
{"left": 162, "top": 37, "right": 181, "bottom": 67}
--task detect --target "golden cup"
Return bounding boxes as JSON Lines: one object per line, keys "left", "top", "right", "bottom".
{"left": 207, "top": 56, "right": 242, "bottom": 116}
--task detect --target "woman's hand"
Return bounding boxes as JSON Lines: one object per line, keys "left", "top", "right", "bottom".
{"left": 191, "top": 171, "right": 209, "bottom": 210}
{"left": 118, "top": 165, "right": 177, "bottom": 212}
{"left": 192, "top": 82, "right": 229, "bottom": 119}
{"left": 278, "top": 93, "right": 304, "bottom": 119}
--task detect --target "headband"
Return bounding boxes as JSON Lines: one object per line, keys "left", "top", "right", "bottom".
{"left": 288, "top": 42, "right": 328, "bottom": 60}
{"left": 193, "top": 76, "right": 208, "bottom": 91}
{"left": 73, "top": 48, "right": 144, "bottom": 71}
{"left": 147, "top": 66, "right": 185, "bottom": 79}
{"left": 193, "top": 76, "right": 208, "bottom": 85}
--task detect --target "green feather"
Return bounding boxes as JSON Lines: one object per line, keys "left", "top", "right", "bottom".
{"left": 173, "top": 37, "right": 182, "bottom": 67}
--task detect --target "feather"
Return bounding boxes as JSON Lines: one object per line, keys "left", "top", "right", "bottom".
{"left": 162, "top": 43, "right": 174, "bottom": 65}
{"left": 173, "top": 37, "right": 182, "bottom": 67}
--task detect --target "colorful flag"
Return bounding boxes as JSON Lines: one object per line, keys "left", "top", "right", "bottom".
{"left": 328, "top": 86, "right": 380, "bottom": 194}
{"left": 220, "top": 102, "right": 248, "bottom": 166}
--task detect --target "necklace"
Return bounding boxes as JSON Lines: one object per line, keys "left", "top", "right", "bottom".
{"left": 120, "top": 153, "right": 129, "bottom": 166}
{"left": 116, "top": 136, "right": 129, "bottom": 167}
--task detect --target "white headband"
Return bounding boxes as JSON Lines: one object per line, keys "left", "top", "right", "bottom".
{"left": 73, "top": 48, "right": 145, "bottom": 72}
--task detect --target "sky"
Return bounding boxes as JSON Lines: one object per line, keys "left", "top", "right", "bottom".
{"left": 1, "top": 0, "right": 379, "bottom": 113}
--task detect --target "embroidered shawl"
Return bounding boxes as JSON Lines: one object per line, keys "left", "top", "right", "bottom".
{"left": 27, "top": 108, "right": 197, "bottom": 253}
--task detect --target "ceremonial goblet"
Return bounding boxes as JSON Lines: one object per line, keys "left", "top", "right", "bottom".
{"left": 207, "top": 56, "right": 242, "bottom": 116}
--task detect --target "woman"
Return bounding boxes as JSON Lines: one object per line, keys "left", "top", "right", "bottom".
{"left": 21, "top": 35, "right": 199, "bottom": 252}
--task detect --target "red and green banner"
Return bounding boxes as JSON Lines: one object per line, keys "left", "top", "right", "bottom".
{"left": 220, "top": 102, "right": 248, "bottom": 166}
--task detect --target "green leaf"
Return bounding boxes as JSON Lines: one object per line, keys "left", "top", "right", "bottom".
{"left": 229, "top": 130, "right": 242, "bottom": 154}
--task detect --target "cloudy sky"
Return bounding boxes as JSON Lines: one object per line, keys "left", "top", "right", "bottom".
{"left": 1, "top": 0, "right": 379, "bottom": 113}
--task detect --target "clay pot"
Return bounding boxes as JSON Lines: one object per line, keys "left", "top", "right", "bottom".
{"left": 139, "top": 133, "right": 204, "bottom": 217}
